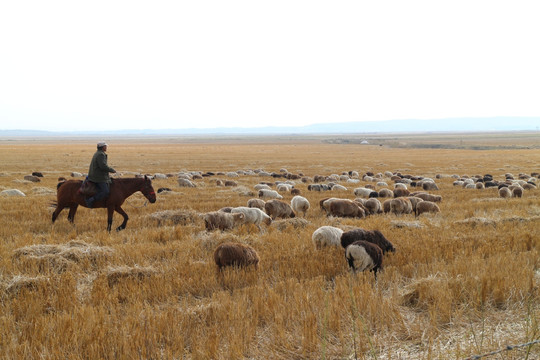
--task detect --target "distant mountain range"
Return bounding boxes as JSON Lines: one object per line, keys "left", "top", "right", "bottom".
{"left": 1, "top": 117, "right": 539, "bottom": 137}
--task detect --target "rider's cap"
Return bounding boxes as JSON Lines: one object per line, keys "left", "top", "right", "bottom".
{"left": 97, "top": 142, "right": 108, "bottom": 148}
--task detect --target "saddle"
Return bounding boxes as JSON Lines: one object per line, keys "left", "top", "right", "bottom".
{"left": 79, "top": 178, "right": 97, "bottom": 197}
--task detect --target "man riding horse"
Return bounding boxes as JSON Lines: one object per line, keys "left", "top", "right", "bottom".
{"left": 86, "top": 141, "right": 116, "bottom": 208}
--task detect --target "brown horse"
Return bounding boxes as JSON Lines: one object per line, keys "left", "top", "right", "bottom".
{"left": 52, "top": 176, "right": 156, "bottom": 232}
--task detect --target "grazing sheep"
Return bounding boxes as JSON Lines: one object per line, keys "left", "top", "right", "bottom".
{"left": 364, "top": 198, "right": 382, "bottom": 215}
{"left": 422, "top": 182, "right": 439, "bottom": 191}
{"left": 216, "top": 179, "right": 224, "bottom": 186}
{"left": 378, "top": 188, "right": 394, "bottom": 198}
{"left": 204, "top": 211, "right": 245, "bottom": 231}
{"left": 308, "top": 184, "right": 330, "bottom": 191}
{"left": 291, "top": 195, "right": 310, "bottom": 217}
{"left": 341, "top": 228, "right": 395, "bottom": 253}
{"left": 382, "top": 199, "right": 392, "bottom": 214}
{"left": 258, "top": 189, "right": 283, "bottom": 199}
{"left": 264, "top": 200, "right": 296, "bottom": 219}
{"left": 214, "top": 242, "right": 260, "bottom": 270}
{"left": 407, "top": 196, "right": 424, "bottom": 216}
{"left": 291, "top": 188, "right": 301, "bottom": 195}
{"left": 277, "top": 183, "right": 293, "bottom": 192}
{"left": 331, "top": 184, "right": 348, "bottom": 191}
{"left": 313, "top": 175, "right": 326, "bottom": 183}
{"left": 523, "top": 183, "right": 537, "bottom": 190}
{"left": 312, "top": 226, "right": 344, "bottom": 249}
{"left": 24, "top": 175, "right": 40, "bottom": 182}
{"left": 390, "top": 198, "right": 413, "bottom": 215}
{"left": 231, "top": 207, "right": 272, "bottom": 230}
{"left": 394, "top": 183, "right": 408, "bottom": 189}
{"left": 157, "top": 187, "right": 172, "bottom": 193}
{"left": 224, "top": 180, "right": 238, "bottom": 187}
{"left": 345, "top": 241, "right": 383, "bottom": 277}
{"left": 326, "top": 199, "right": 366, "bottom": 218}
{"left": 353, "top": 187, "right": 374, "bottom": 198}
{"left": 178, "top": 178, "right": 196, "bottom": 187}
{"left": 475, "top": 182, "right": 485, "bottom": 189}
{"left": 393, "top": 188, "right": 411, "bottom": 198}
{"left": 254, "top": 184, "right": 271, "bottom": 190}
{"left": 512, "top": 187, "right": 523, "bottom": 198}
{"left": 415, "top": 201, "right": 441, "bottom": 217}
{"left": 247, "top": 198, "right": 266, "bottom": 210}
{"left": 499, "top": 187, "right": 512, "bottom": 198}
{"left": 414, "top": 193, "right": 442, "bottom": 202}
{"left": 0, "top": 189, "right": 26, "bottom": 197}
{"left": 32, "top": 171, "right": 44, "bottom": 177}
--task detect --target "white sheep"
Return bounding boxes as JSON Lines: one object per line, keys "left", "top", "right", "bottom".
{"left": 353, "top": 187, "right": 374, "bottom": 198}
{"left": 312, "top": 226, "right": 344, "bottom": 249}
{"left": 291, "top": 195, "right": 310, "bottom": 217}
{"left": 177, "top": 178, "right": 196, "bottom": 187}
{"left": 277, "top": 183, "right": 293, "bottom": 192}
{"left": 258, "top": 189, "right": 283, "bottom": 199}
{"left": 254, "top": 184, "right": 271, "bottom": 191}
{"left": 230, "top": 207, "right": 272, "bottom": 231}
{"left": 331, "top": 184, "right": 348, "bottom": 191}
{"left": 0, "top": 189, "right": 26, "bottom": 197}
{"left": 499, "top": 187, "right": 512, "bottom": 198}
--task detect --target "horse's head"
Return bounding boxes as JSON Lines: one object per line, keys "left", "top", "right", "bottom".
{"left": 141, "top": 175, "right": 157, "bottom": 203}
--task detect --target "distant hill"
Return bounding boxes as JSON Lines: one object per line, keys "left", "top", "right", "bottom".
{"left": 1, "top": 117, "right": 538, "bottom": 137}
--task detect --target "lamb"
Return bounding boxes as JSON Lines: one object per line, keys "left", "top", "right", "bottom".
{"left": 258, "top": 189, "right": 283, "bottom": 199}
{"left": 390, "top": 197, "right": 413, "bottom": 215}
{"left": 214, "top": 242, "right": 260, "bottom": 270}
{"left": 230, "top": 207, "right": 272, "bottom": 230}
{"left": 326, "top": 199, "right": 366, "bottom": 218}
{"left": 204, "top": 211, "right": 245, "bottom": 231}
{"left": 415, "top": 201, "right": 441, "bottom": 217}
{"left": 341, "top": 228, "right": 395, "bottom": 253}
{"left": 247, "top": 198, "right": 266, "bottom": 210}
{"left": 264, "top": 200, "right": 296, "bottom": 219}
{"left": 345, "top": 241, "right": 383, "bottom": 277}
{"left": 414, "top": 193, "right": 442, "bottom": 202}
{"left": 291, "top": 195, "right": 310, "bottom": 217}
{"left": 364, "top": 198, "right": 382, "bottom": 215}
{"left": 312, "top": 226, "right": 344, "bottom": 249}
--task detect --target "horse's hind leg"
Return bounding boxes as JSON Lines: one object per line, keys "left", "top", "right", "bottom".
{"left": 67, "top": 204, "right": 79, "bottom": 223}
{"left": 114, "top": 206, "right": 129, "bottom": 231}
{"left": 52, "top": 204, "right": 66, "bottom": 223}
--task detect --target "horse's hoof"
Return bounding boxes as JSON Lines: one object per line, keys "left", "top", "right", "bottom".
{"left": 116, "top": 227, "right": 124, "bottom": 232}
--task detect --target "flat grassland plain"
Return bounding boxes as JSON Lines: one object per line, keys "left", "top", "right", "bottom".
{"left": 0, "top": 132, "right": 539, "bottom": 359}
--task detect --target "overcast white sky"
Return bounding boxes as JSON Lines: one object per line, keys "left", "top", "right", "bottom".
{"left": 0, "top": 1, "right": 538, "bottom": 131}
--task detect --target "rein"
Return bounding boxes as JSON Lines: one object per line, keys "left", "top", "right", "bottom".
{"left": 126, "top": 198, "right": 149, "bottom": 208}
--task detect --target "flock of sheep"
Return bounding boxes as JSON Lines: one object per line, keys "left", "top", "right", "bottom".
{"left": 183, "top": 168, "right": 537, "bottom": 278}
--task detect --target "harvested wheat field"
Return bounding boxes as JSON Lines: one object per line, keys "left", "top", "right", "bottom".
{"left": 0, "top": 133, "right": 539, "bottom": 359}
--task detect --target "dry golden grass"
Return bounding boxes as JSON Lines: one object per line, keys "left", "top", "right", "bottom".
{"left": 0, "top": 133, "right": 539, "bottom": 359}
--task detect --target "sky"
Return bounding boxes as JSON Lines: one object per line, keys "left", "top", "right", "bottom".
{"left": 0, "top": 1, "right": 539, "bottom": 131}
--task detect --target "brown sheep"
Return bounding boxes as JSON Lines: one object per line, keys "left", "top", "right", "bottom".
{"left": 407, "top": 196, "right": 424, "bottom": 216}
{"left": 224, "top": 180, "right": 238, "bottom": 187}
{"left": 378, "top": 188, "right": 394, "bottom": 198}
{"left": 415, "top": 201, "right": 440, "bottom": 217}
{"left": 247, "top": 198, "right": 266, "bottom": 210}
{"left": 264, "top": 200, "right": 296, "bottom": 219}
{"left": 326, "top": 199, "right": 366, "bottom": 218}
{"left": 393, "top": 188, "right": 411, "bottom": 198}
{"left": 364, "top": 198, "right": 383, "bottom": 215}
{"left": 414, "top": 193, "right": 442, "bottom": 202}
{"left": 214, "top": 242, "right": 260, "bottom": 270}
{"left": 499, "top": 187, "right": 512, "bottom": 198}
{"left": 345, "top": 241, "right": 383, "bottom": 277}
{"left": 511, "top": 187, "right": 523, "bottom": 198}
{"left": 204, "top": 211, "right": 245, "bottom": 231}
{"left": 291, "top": 188, "right": 301, "bottom": 195}
{"left": 390, "top": 197, "right": 413, "bottom": 215}
{"left": 382, "top": 199, "right": 392, "bottom": 214}
{"left": 340, "top": 228, "right": 396, "bottom": 253}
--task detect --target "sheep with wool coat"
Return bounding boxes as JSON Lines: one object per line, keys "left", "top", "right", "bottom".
{"left": 390, "top": 197, "right": 413, "bottom": 215}
{"left": 258, "top": 189, "right": 283, "bottom": 199}
{"left": 393, "top": 188, "right": 411, "bottom": 198}
{"left": 340, "top": 228, "right": 395, "bottom": 253}
{"left": 312, "top": 226, "right": 344, "bottom": 249}
{"left": 345, "top": 240, "right": 383, "bottom": 277}
{"left": 264, "top": 200, "right": 296, "bottom": 219}
{"left": 231, "top": 206, "right": 272, "bottom": 230}
{"left": 214, "top": 242, "right": 260, "bottom": 270}
{"left": 291, "top": 195, "right": 310, "bottom": 217}
{"left": 204, "top": 211, "right": 246, "bottom": 231}
{"left": 415, "top": 201, "right": 440, "bottom": 217}
{"left": 326, "top": 199, "right": 366, "bottom": 218}
{"left": 414, "top": 193, "right": 442, "bottom": 202}
{"left": 364, "top": 198, "right": 383, "bottom": 215}
{"left": 354, "top": 187, "right": 376, "bottom": 198}
{"left": 378, "top": 188, "right": 394, "bottom": 198}
{"left": 499, "top": 187, "right": 512, "bottom": 198}
{"left": 247, "top": 198, "right": 266, "bottom": 210}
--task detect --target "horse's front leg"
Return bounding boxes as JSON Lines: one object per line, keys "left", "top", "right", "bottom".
{"left": 107, "top": 206, "right": 115, "bottom": 232}
{"left": 114, "top": 206, "right": 129, "bottom": 231}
